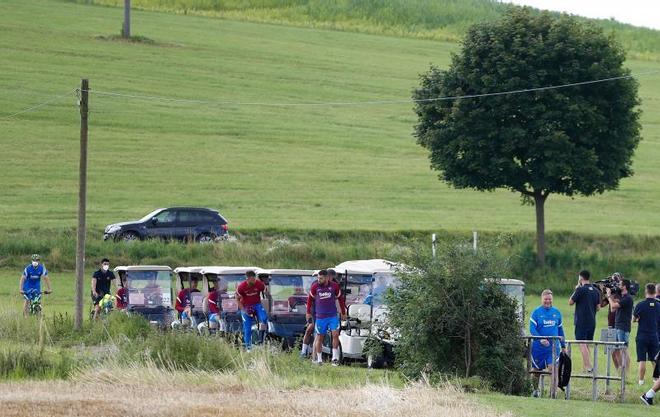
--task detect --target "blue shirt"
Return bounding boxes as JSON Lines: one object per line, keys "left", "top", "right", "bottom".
{"left": 22, "top": 264, "right": 48, "bottom": 292}
{"left": 530, "top": 305, "right": 565, "bottom": 352}
{"left": 633, "top": 298, "right": 660, "bottom": 339}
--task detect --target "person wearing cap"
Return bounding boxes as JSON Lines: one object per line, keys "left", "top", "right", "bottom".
{"left": 91, "top": 258, "right": 116, "bottom": 319}
{"left": 608, "top": 279, "right": 634, "bottom": 377}
{"left": 306, "top": 269, "right": 346, "bottom": 366}
{"left": 19, "top": 254, "right": 52, "bottom": 317}
{"left": 236, "top": 270, "right": 268, "bottom": 350}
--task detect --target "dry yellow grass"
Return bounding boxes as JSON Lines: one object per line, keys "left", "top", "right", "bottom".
{"left": 0, "top": 361, "right": 511, "bottom": 417}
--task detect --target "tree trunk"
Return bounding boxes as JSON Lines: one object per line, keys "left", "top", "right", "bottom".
{"left": 464, "top": 325, "right": 471, "bottom": 378}
{"left": 534, "top": 191, "right": 548, "bottom": 266}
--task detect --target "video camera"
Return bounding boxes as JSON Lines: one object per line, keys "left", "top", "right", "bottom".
{"left": 593, "top": 272, "right": 639, "bottom": 299}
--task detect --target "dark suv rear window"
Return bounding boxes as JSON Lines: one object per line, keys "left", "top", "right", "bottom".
{"left": 178, "top": 210, "right": 218, "bottom": 224}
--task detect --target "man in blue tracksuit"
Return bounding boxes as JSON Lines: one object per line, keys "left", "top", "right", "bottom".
{"left": 530, "top": 289, "right": 566, "bottom": 397}
{"left": 19, "top": 254, "right": 53, "bottom": 317}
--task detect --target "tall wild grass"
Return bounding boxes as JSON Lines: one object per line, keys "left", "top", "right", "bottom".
{"left": 62, "top": 0, "right": 660, "bottom": 60}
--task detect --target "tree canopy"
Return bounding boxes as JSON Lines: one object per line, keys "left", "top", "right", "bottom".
{"left": 413, "top": 8, "right": 641, "bottom": 264}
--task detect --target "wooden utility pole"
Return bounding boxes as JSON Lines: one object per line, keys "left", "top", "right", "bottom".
{"left": 122, "top": 0, "right": 131, "bottom": 38}
{"left": 75, "top": 79, "right": 89, "bottom": 330}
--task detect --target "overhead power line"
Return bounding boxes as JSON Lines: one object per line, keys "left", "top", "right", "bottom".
{"left": 0, "top": 90, "right": 76, "bottom": 120}
{"left": 84, "top": 70, "right": 657, "bottom": 108}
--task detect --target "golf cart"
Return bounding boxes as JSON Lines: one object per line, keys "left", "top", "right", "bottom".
{"left": 256, "top": 268, "right": 315, "bottom": 348}
{"left": 200, "top": 266, "right": 259, "bottom": 336}
{"left": 114, "top": 265, "right": 174, "bottom": 328}
{"left": 496, "top": 278, "right": 526, "bottom": 328}
{"left": 172, "top": 266, "right": 207, "bottom": 331}
{"left": 329, "top": 259, "right": 400, "bottom": 367}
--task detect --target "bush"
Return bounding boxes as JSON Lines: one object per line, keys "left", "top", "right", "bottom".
{"left": 387, "top": 244, "right": 530, "bottom": 395}
{"left": 0, "top": 347, "right": 74, "bottom": 379}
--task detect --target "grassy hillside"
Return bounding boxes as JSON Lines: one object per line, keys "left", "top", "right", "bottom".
{"left": 63, "top": 0, "right": 660, "bottom": 60}
{"left": 1, "top": 0, "right": 660, "bottom": 235}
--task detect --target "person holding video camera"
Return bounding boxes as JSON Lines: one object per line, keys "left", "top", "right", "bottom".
{"left": 634, "top": 284, "right": 660, "bottom": 386}
{"left": 607, "top": 279, "right": 633, "bottom": 376}
{"left": 569, "top": 270, "right": 601, "bottom": 373}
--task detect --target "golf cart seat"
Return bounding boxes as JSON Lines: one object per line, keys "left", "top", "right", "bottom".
{"left": 348, "top": 303, "right": 371, "bottom": 323}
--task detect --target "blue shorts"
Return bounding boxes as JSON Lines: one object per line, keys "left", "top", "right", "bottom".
{"left": 315, "top": 316, "right": 340, "bottom": 335}
{"left": 208, "top": 313, "right": 219, "bottom": 323}
{"left": 615, "top": 329, "right": 630, "bottom": 346}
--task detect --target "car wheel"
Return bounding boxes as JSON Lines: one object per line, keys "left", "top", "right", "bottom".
{"left": 196, "top": 233, "right": 215, "bottom": 244}
{"left": 121, "top": 231, "right": 140, "bottom": 242}
{"left": 367, "top": 354, "right": 385, "bottom": 369}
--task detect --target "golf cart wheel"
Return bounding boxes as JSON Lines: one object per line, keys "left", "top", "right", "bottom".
{"left": 196, "top": 233, "right": 215, "bottom": 244}
{"left": 121, "top": 231, "right": 140, "bottom": 242}
{"left": 367, "top": 354, "right": 385, "bottom": 369}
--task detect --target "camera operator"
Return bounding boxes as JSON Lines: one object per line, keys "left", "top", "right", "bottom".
{"left": 607, "top": 279, "right": 633, "bottom": 377}
{"left": 569, "top": 270, "right": 601, "bottom": 373}
{"left": 634, "top": 284, "right": 660, "bottom": 386}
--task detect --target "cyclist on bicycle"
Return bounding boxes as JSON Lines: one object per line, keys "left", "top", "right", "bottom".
{"left": 19, "top": 254, "right": 52, "bottom": 317}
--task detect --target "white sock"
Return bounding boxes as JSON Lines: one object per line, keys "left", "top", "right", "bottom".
{"left": 301, "top": 344, "right": 309, "bottom": 355}
{"left": 647, "top": 390, "right": 656, "bottom": 398}
{"left": 332, "top": 348, "right": 339, "bottom": 361}
{"left": 639, "top": 380, "right": 645, "bottom": 386}
{"left": 316, "top": 352, "right": 322, "bottom": 362}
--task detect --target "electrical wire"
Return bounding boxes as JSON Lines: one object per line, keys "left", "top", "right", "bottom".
{"left": 0, "top": 90, "right": 76, "bottom": 120}
{"left": 84, "top": 70, "right": 657, "bottom": 108}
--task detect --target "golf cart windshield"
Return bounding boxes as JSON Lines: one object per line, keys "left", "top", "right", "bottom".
{"left": 345, "top": 274, "right": 373, "bottom": 305}
{"left": 371, "top": 273, "right": 398, "bottom": 308}
{"left": 500, "top": 283, "right": 525, "bottom": 318}
{"left": 127, "top": 270, "right": 172, "bottom": 308}
{"left": 269, "top": 275, "right": 313, "bottom": 315}
{"left": 217, "top": 274, "right": 245, "bottom": 313}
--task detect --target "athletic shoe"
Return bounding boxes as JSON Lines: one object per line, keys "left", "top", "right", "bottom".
{"left": 639, "top": 380, "right": 645, "bottom": 386}
{"left": 585, "top": 368, "right": 593, "bottom": 375}
{"left": 640, "top": 394, "right": 653, "bottom": 406}
{"left": 531, "top": 390, "right": 540, "bottom": 398}
{"left": 331, "top": 359, "right": 340, "bottom": 367}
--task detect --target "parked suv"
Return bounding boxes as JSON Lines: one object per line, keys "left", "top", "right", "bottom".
{"left": 104, "top": 207, "right": 229, "bottom": 243}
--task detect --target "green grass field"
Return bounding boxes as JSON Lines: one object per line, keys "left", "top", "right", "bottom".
{"left": 2, "top": 0, "right": 660, "bottom": 235}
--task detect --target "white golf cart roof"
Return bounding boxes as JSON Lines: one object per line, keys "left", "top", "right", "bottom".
{"left": 335, "top": 259, "right": 398, "bottom": 274}
{"left": 255, "top": 268, "right": 315, "bottom": 276}
{"left": 200, "top": 266, "right": 259, "bottom": 275}
{"left": 113, "top": 265, "right": 172, "bottom": 272}
{"left": 173, "top": 266, "right": 208, "bottom": 274}
{"left": 498, "top": 278, "right": 525, "bottom": 286}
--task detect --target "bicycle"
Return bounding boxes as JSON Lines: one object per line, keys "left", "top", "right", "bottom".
{"left": 22, "top": 289, "right": 50, "bottom": 316}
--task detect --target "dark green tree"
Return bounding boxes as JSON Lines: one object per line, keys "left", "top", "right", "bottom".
{"left": 387, "top": 245, "right": 529, "bottom": 394}
{"left": 413, "top": 8, "right": 641, "bottom": 265}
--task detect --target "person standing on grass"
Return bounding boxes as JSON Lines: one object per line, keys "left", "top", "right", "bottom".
{"left": 607, "top": 279, "right": 634, "bottom": 378}
{"left": 19, "top": 254, "right": 52, "bottom": 317}
{"left": 569, "top": 269, "right": 601, "bottom": 373}
{"left": 236, "top": 270, "right": 268, "bottom": 351}
{"left": 306, "top": 269, "right": 346, "bottom": 366}
{"left": 529, "top": 289, "right": 566, "bottom": 398}
{"left": 634, "top": 284, "right": 660, "bottom": 386}
{"left": 91, "top": 258, "right": 115, "bottom": 319}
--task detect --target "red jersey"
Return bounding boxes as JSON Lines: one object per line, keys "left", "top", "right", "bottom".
{"left": 307, "top": 281, "right": 346, "bottom": 319}
{"left": 116, "top": 287, "right": 128, "bottom": 309}
{"left": 208, "top": 289, "right": 221, "bottom": 314}
{"left": 175, "top": 288, "right": 199, "bottom": 313}
{"left": 236, "top": 279, "right": 265, "bottom": 307}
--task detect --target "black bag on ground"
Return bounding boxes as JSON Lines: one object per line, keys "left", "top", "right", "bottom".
{"left": 557, "top": 351, "right": 572, "bottom": 391}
